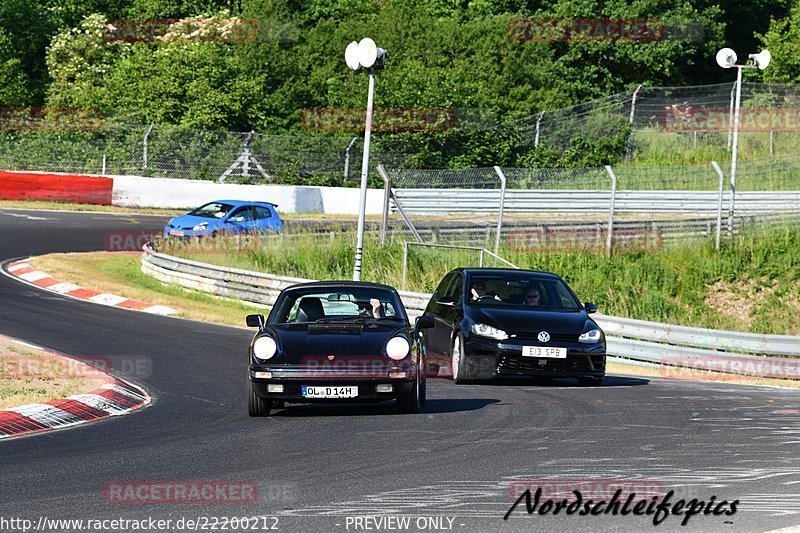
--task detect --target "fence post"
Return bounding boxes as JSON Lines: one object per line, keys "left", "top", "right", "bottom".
{"left": 624, "top": 84, "right": 642, "bottom": 162}
{"left": 102, "top": 154, "right": 106, "bottom": 175}
{"left": 604, "top": 165, "right": 618, "bottom": 258}
{"left": 770, "top": 130, "right": 774, "bottom": 157}
{"left": 402, "top": 241, "right": 409, "bottom": 291}
{"left": 344, "top": 136, "right": 359, "bottom": 182}
{"left": 143, "top": 123, "right": 154, "bottom": 169}
{"left": 492, "top": 166, "right": 507, "bottom": 255}
{"left": 711, "top": 161, "right": 724, "bottom": 250}
{"left": 378, "top": 164, "right": 391, "bottom": 245}
{"left": 534, "top": 111, "right": 544, "bottom": 147}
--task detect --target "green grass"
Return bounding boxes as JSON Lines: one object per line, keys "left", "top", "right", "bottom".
{"left": 158, "top": 225, "right": 800, "bottom": 335}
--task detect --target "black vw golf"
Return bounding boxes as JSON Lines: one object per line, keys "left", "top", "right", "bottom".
{"left": 245, "top": 281, "right": 434, "bottom": 416}
{"left": 422, "top": 268, "right": 605, "bottom": 385}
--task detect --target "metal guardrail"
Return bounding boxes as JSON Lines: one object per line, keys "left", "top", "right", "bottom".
{"left": 141, "top": 244, "right": 800, "bottom": 380}
{"left": 392, "top": 189, "right": 800, "bottom": 216}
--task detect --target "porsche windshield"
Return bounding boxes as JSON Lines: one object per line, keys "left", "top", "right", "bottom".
{"left": 467, "top": 274, "right": 581, "bottom": 309}
{"left": 271, "top": 287, "right": 407, "bottom": 323}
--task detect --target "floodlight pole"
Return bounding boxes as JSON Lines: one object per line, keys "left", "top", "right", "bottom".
{"left": 353, "top": 71, "right": 375, "bottom": 281}
{"left": 728, "top": 66, "right": 742, "bottom": 237}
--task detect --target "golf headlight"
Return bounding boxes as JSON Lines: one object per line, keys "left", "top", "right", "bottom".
{"left": 192, "top": 222, "right": 208, "bottom": 231}
{"left": 470, "top": 323, "right": 508, "bottom": 340}
{"left": 578, "top": 328, "right": 603, "bottom": 344}
{"left": 253, "top": 336, "right": 277, "bottom": 360}
{"left": 386, "top": 336, "right": 410, "bottom": 360}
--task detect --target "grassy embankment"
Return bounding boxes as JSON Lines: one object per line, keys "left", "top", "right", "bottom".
{"left": 154, "top": 225, "right": 800, "bottom": 336}
{"left": 0, "top": 337, "right": 108, "bottom": 408}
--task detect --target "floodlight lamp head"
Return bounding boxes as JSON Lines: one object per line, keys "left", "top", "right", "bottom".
{"left": 749, "top": 49, "right": 771, "bottom": 70}
{"left": 716, "top": 48, "right": 737, "bottom": 69}
{"left": 345, "top": 41, "right": 362, "bottom": 71}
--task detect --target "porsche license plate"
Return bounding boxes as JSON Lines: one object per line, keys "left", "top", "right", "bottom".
{"left": 302, "top": 386, "right": 358, "bottom": 398}
{"left": 169, "top": 229, "right": 185, "bottom": 237}
{"left": 523, "top": 346, "right": 567, "bottom": 358}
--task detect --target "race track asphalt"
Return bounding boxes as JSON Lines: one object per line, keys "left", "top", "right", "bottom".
{"left": 0, "top": 208, "right": 798, "bottom": 533}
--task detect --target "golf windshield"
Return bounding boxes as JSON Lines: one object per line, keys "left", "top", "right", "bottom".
{"left": 468, "top": 274, "right": 581, "bottom": 309}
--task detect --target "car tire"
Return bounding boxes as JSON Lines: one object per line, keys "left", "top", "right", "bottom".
{"left": 397, "top": 370, "right": 423, "bottom": 414}
{"left": 451, "top": 333, "right": 472, "bottom": 384}
{"left": 577, "top": 376, "right": 604, "bottom": 387}
{"left": 247, "top": 378, "right": 272, "bottom": 417}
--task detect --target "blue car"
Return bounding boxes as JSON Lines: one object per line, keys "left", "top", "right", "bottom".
{"left": 163, "top": 200, "right": 283, "bottom": 238}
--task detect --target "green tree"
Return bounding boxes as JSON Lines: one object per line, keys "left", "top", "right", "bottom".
{"left": 0, "top": 28, "right": 33, "bottom": 106}
{"left": 759, "top": 2, "right": 800, "bottom": 82}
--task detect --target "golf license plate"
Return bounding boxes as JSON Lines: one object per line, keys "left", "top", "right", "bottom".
{"left": 523, "top": 346, "right": 567, "bottom": 358}
{"left": 302, "top": 385, "right": 358, "bottom": 398}
{"left": 168, "top": 229, "right": 185, "bottom": 237}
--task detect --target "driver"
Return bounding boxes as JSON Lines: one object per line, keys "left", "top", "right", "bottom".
{"left": 359, "top": 298, "right": 384, "bottom": 318}
{"left": 470, "top": 280, "right": 500, "bottom": 301}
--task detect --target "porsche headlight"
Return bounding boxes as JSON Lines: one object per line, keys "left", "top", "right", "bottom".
{"left": 578, "top": 328, "right": 604, "bottom": 344}
{"left": 253, "top": 336, "right": 277, "bottom": 361}
{"left": 386, "top": 336, "right": 410, "bottom": 360}
{"left": 193, "top": 222, "right": 208, "bottom": 231}
{"left": 470, "top": 323, "right": 508, "bottom": 341}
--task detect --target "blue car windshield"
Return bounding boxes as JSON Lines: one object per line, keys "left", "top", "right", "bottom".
{"left": 188, "top": 202, "right": 234, "bottom": 219}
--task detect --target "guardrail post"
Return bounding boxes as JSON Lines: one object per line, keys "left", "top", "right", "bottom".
{"left": 378, "top": 164, "right": 391, "bottom": 245}
{"left": 493, "top": 166, "right": 507, "bottom": 255}
{"left": 711, "top": 161, "right": 725, "bottom": 250}
{"left": 604, "top": 165, "right": 617, "bottom": 258}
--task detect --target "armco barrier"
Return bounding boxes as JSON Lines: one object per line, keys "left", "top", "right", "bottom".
{"left": 141, "top": 244, "right": 800, "bottom": 379}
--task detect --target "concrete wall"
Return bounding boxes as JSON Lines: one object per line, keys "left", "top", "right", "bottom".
{"left": 111, "top": 174, "right": 384, "bottom": 214}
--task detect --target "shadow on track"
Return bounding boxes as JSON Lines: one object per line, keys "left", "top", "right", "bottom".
{"left": 475, "top": 375, "right": 649, "bottom": 388}
{"left": 274, "top": 398, "right": 500, "bottom": 417}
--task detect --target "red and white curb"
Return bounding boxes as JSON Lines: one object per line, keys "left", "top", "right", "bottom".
{"left": 5, "top": 260, "right": 177, "bottom": 316}
{"left": 0, "top": 340, "right": 150, "bottom": 440}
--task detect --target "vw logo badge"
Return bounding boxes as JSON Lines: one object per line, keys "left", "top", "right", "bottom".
{"left": 537, "top": 331, "right": 550, "bottom": 343}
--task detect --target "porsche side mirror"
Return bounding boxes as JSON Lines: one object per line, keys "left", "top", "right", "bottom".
{"left": 584, "top": 302, "right": 598, "bottom": 314}
{"left": 415, "top": 315, "right": 435, "bottom": 330}
{"left": 246, "top": 314, "right": 265, "bottom": 328}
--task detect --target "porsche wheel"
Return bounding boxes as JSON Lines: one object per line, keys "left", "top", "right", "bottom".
{"left": 451, "top": 333, "right": 472, "bottom": 384}
{"left": 397, "top": 371, "right": 423, "bottom": 414}
{"left": 247, "top": 378, "right": 272, "bottom": 417}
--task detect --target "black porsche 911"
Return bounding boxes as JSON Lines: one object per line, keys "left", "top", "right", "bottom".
{"left": 245, "top": 281, "right": 434, "bottom": 416}
{"left": 422, "top": 268, "right": 605, "bottom": 385}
